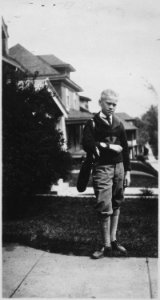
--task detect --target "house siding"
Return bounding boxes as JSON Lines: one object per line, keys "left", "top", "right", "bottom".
{"left": 61, "top": 84, "right": 80, "bottom": 111}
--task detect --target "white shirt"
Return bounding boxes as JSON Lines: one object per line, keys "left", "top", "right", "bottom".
{"left": 99, "top": 111, "right": 112, "bottom": 125}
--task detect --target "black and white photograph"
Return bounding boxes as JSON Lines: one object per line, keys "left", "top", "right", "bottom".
{"left": 1, "top": 0, "right": 159, "bottom": 298}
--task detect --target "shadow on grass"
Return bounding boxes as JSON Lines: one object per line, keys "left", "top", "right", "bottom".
{"left": 3, "top": 196, "right": 158, "bottom": 258}
{"left": 4, "top": 235, "right": 94, "bottom": 257}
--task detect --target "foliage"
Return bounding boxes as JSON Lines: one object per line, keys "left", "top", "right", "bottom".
{"left": 140, "top": 188, "right": 153, "bottom": 197}
{"left": 3, "top": 76, "right": 72, "bottom": 215}
{"left": 133, "top": 117, "right": 149, "bottom": 146}
{"left": 133, "top": 105, "right": 158, "bottom": 158}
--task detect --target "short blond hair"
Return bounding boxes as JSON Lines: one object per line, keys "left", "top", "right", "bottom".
{"left": 100, "top": 89, "right": 118, "bottom": 101}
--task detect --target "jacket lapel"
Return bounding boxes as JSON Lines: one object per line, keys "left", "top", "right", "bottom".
{"left": 94, "top": 113, "right": 120, "bottom": 129}
{"left": 112, "top": 115, "right": 121, "bottom": 129}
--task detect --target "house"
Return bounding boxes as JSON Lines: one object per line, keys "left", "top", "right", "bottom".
{"left": 9, "top": 45, "right": 93, "bottom": 154}
{"left": 37, "top": 55, "right": 93, "bottom": 156}
{"left": 79, "top": 96, "right": 92, "bottom": 111}
{"left": 116, "top": 113, "right": 137, "bottom": 159}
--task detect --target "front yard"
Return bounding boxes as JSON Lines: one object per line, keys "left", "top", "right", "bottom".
{"left": 3, "top": 195, "right": 158, "bottom": 258}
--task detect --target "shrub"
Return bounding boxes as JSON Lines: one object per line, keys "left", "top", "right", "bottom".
{"left": 140, "top": 188, "right": 154, "bottom": 196}
{"left": 3, "top": 78, "right": 72, "bottom": 216}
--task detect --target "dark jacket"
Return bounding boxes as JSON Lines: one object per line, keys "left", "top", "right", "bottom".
{"left": 82, "top": 112, "right": 131, "bottom": 171}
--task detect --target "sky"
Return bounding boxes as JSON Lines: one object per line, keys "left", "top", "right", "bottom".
{"left": 1, "top": 0, "right": 160, "bottom": 117}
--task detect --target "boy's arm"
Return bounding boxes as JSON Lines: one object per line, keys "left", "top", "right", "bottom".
{"left": 120, "top": 123, "right": 131, "bottom": 186}
{"left": 82, "top": 120, "right": 100, "bottom": 158}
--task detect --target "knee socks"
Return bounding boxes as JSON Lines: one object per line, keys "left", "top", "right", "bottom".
{"left": 100, "top": 214, "right": 111, "bottom": 247}
{"left": 110, "top": 208, "right": 120, "bottom": 242}
{"left": 100, "top": 208, "right": 120, "bottom": 247}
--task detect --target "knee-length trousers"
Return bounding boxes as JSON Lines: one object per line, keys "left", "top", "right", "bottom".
{"left": 92, "top": 162, "right": 125, "bottom": 215}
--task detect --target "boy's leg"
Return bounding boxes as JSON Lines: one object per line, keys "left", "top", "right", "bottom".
{"left": 92, "top": 214, "right": 112, "bottom": 259}
{"left": 110, "top": 208, "right": 127, "bottom": 254}
{"left": 110, "top": 208, "right": 120, "bottom": 242}
{"left": 111, "top": 163, "right": 127, "bottom": 254}
{"left": 110, "top": 209, "right": 127, "bottom": 254}
{"left": 92, "top": 164, "right": 114, "bottom": 259}
{"left": 100, "top": 214, "right": 111, "bottom": 247}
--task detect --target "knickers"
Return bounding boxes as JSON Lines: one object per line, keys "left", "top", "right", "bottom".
{"left": 92, "top": 162, "right": 124, "bottom": 215}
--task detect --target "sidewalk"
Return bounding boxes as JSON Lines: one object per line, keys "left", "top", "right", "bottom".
{"left": 3, "top": 243, "right": 158, "bottom": 298}
{"left": 145, "top": 142, "right": 159, "bottom": 172}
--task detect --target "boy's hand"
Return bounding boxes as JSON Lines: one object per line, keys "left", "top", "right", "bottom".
{"left": 109, "top": 144, "right": 123, "bottom": 153}
{"left": 124, "top": 171, "right": 131, "bottom": 187}
{"left": 99, "top": 142, "right": 108, "bottom": 148}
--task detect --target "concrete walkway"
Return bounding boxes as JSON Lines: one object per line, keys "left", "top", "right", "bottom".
{"left": 145, "top": 142, "right": 159, "bottom": 172}
{"left": 3, "top": 243, "right": 158, "bottom": 298}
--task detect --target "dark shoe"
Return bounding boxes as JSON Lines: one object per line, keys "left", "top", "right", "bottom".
{"left": 111, "top": 240, "right": 127, "bottom": 255}
{"left": 91, "top": 246, "right": 112, "bottom": 259}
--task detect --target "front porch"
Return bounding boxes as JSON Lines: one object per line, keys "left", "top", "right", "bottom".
{"left": 66, "top": 109, "right": 93, "bottom": 158}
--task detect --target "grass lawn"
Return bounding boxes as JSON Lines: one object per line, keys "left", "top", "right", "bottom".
{"left": 3, "top": 195, "right": 158, "bottom": 258}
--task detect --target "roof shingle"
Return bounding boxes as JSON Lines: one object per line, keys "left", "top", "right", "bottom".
{"left": 38, "top": 54, "right": 75, "bottom": 71}
{"left": 9, "top": 44, "right": 59, "bottom": 76}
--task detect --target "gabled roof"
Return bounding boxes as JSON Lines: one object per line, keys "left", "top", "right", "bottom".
{"left": 116, "top": 113, "right": 137, "bottom": 130}
{"left": 80, "top": 107, "right": 91, "bottom": 113}
{"left": 116, "top": 112, "right": 134, "bottom": 121}
{"left": 2, "top": 55, "right": 26, "bottom": 72}
{"left": 45, "top": 79, "right": 68, "bottom": 118}
{"left": 80, "top": 95, "right": 92, "bottom": 102}
{"left": 38, "top": 54, "right": 75, "bottom": 72}
{"left": 118, "top": 119, "right": 137, "bottom": 130}
{"left": 9, "top": 44, "right": 59, "bottom": 76}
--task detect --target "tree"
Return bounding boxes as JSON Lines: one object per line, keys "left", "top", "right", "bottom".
{"left": 3, "top": 76, "right": 72, "bottom": 216}
{"left": 133, "top": 105, "right": 158, "bottom": 158}
{"left": 133, "top": 117, "right": 149, "bottom": 146}
{"left": 142, "top": 105, "right": 158, "bottom": 158}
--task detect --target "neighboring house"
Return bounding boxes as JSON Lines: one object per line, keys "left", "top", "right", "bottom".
{"left": 79, "top": 96, "right": 92, "bottom": 111}
{"left": 116, "top": 113, "right": 138, "bottom": 159}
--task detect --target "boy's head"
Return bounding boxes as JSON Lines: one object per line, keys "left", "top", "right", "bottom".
{"left": 99, "top": 89, "right": 118, "bottom": 116}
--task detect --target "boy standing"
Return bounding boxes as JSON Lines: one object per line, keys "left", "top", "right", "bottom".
{"left": 82, "top": 89, "right": 131, "bottom": 258}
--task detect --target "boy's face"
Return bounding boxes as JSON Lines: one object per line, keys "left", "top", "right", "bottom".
{"left": 99, "top": 97, "right": 118, "bottom": 116}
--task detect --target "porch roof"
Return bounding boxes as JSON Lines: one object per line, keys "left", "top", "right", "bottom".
{"left": 118, "top": 118, "right": 137, "bottom": 130}
{"left": 66, "top": 109, "right": 93, "bottom": 124}
{"left": 116, "top": 113, "right": 137, "bottom": 130}
{"left": 2, "top": 55, "right": 26, "bottom": 72}
{"left": 50, "top": 76, "right": 83, "bottom": 92}
{"left": 116, "top": 112, "right": 135, "bottom": 121}
{"left": 33, "top": 78, "right": 68, "bottom": 118}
